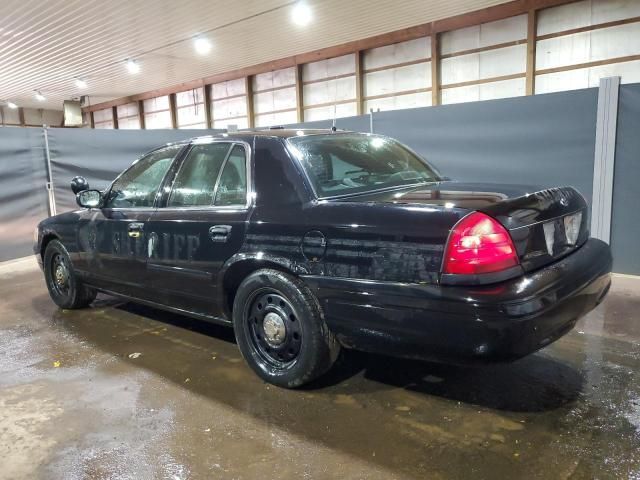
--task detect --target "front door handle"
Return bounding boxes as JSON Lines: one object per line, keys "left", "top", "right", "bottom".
{"left": 128, "top": 222, "right": 144, "bottom": 238}
{"left": 209, "top": 225, "right": 232, "bottom": 243}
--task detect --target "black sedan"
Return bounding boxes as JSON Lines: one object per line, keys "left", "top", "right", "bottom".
{"left": 34, "top": 129, "right": 612, "bottom": 387}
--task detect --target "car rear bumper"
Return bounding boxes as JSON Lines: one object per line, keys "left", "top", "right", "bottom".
{"left": 302, "top": 238, "right": 612, "bottom": 363}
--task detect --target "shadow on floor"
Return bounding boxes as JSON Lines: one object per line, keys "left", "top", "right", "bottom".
{"left": 41, "top": 294, "right": 584, "bottom": 414}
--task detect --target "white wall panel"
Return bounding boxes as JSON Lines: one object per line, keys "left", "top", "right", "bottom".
{"left": 118, "top": 117, "right": 140, "bottom": 129}
{"left": 479, "top": 77, "right": 526, "bottom": 100}
{"left": 1, "top": 107, "right": 20, "bottom": 124}
{"left": 93, "top": 108, "right": 113, "bottom": 123}
{"left": 94, "top": 121, "right": 114, "bottom": 129}
{"left": 537, "top": 23, "right": 640, "bottom": 70}
{"left": 255, "top": 110, "right": 298, "bottom": 127}
{"left": 538, "top": 0, "right": 640, "bottom": 36}
{"left": 212, "top": 96, "right": 248, "bottom": 120}
{"left": 117, "top": 102, "right": 138, "bottom": 118}
{"left": 479, "top": 44, "right": 527, "bottom": 77}
{"left": 442, "top": 44, "right": 526, "bottom": 84}
{"left": 176, "top": 88, "right": 204, "bottom": 107}
{"left": 253, "top": 87, "right": 297, "bottom": 114}
{"left": 536, "top": 60, "right": 640, "bottom": 94}
{"left": 303, "top": 77, "right": 356, "bottom": 105}
{"left": 364, "top": 37, "right": 430, "bottom": 70}
{"left": 143, "top": 95, "right": 170, "bottom": 112}
{"left": 304, "top": 102, "right": 357, "bottom": 122}
{"left": 365, "top": 92, "right": 431, "bottom": 112}
{"left": 303, "top": 54, "right": 356, "bottom": 81}
{"left": 442, "top": 77, "right": 525, "bottom": 104}
{"left": 364, "top": 62, "right": 431, "bottom": 97}
{"left": 441, "top": 14, "right": 526, "bottom": 55}
{"left": 213, "top": 117, "right": 248, "bottom": 130}
{"left": 177, "top": 104, "right": 206, "bottom": 127}
{"left": 211, "top": 78, "right": 246, "bottom": 100}
{"left": 144, "top": 110, "right": 172, "bottom": 129}
{"left": 253, "top": 67, "right": 296, "bottom": 91}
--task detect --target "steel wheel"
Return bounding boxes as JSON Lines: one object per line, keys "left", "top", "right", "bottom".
{"left": 50, "top": 253, "right": 71, "bottom": 297}
{"left": 245, "top": 289, "right": 303, "bottom": 369}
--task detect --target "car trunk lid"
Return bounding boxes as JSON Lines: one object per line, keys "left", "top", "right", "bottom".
{"left": 334, "top": 181, "right": 589, "bottom": 273}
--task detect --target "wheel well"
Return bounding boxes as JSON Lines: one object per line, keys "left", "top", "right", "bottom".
{"left": 222, "top": 260, "right": 293, "bottom": 319}
{"left": 40, "top": 234, "right": 59, "bottom": 260}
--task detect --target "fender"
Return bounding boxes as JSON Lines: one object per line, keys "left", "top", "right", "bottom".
{"left": 216, "top": 251, "right": 312, "bottom": 317}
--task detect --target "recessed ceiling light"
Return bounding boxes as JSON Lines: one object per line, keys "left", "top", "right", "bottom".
{"left": 74, "top": 78, "right": 87, "bottom": 89}
{"left": 34, "top": 90, "right": 46, "bottom": 102}
{"left": 126, "top": 59, "right": 140, "bottom": 74}
{"left": 291, "top": 2, "right": 312, "bottom": 27}
{"left": 6, "top": 101, "right": 17, "bottom": 109}
{"left": 194, "top": 36, "right": 211, "bottom": 55}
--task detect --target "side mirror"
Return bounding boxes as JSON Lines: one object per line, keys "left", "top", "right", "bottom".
{"left": 76, "top": 189, "right": 103, "bottom": 209}
{"left": 71, "top": 176, "right": 90, "bottom": 194}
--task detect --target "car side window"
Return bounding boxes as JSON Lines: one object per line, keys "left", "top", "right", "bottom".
{"left": 167, "top": 143, "right": 231, "bottom": 207}
{"left": 105, "top": 146, "right": 181, "bottom": 208}
{"left": 214, "top": 145, "right": 247, "bottom": 206}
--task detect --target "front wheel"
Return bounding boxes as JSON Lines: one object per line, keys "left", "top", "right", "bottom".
{"left": 44, "top": 240, "right": 97, "bottom": 309}
{"left": 232, "top": 269, "right": 340, "bottom": 388}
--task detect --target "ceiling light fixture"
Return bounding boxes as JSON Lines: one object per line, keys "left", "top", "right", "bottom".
{"left": 74, "top": 78, "right": 87, "bottom": 89}
{"left": 34, "top": 90, "right": 46, "bottom": 102}
{"left": 194, "top": 36, "right": 211, "bottom": 55}
{"left": 291, "top": 2, "right": 312, "bottom": 27}
{"left": 126, "top": 59, "right": 140, "bottom": 74}
{"left": 6, "top": 101, "right": 18, "bottom": 109}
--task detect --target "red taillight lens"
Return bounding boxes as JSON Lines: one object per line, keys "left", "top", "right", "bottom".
{"left": 442, "top": 212, "right": 519, "bottom": 275}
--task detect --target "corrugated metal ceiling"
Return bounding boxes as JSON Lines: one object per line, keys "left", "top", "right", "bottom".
{"left": 0, "top": 0, "right": 508, "bottom": 110}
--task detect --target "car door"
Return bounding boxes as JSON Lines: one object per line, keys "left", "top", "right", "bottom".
{"left": 144, "top": 140, "right": 253, "bottom": 318}
{"left": 83, "top": 144, "right": 184, "bottom": 297}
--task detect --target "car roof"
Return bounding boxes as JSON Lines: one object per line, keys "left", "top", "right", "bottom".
{"left": 182, "top": 128, "right": 361, "bottom": 144}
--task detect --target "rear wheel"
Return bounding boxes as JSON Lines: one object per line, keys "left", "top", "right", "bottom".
{"left": 232, "top": 269, "right": 340, "bottom": 388}
{"left": 44, "top": 240, "right": 96, "bottom": 309}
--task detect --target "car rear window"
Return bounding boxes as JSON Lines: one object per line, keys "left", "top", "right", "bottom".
{"left": 287, "top": 133, "right": 440, "bottom": 198}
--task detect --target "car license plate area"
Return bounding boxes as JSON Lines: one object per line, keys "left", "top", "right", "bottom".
{"left": 542, "top": 211, "right": 583, "bottom": 257}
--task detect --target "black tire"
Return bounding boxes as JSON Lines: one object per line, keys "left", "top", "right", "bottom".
{"left": 44, "top": 240, "right": 97, "bottom": 309}
{"left": 232, "top": 269, "right": 340, "bottom": 388}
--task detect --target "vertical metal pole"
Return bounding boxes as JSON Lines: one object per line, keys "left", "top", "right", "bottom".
{"left": 43, "top": 125, "right": 57, "bottom": 217}
{"left": 591, "top": 76, "right": 620, "bottom": 244}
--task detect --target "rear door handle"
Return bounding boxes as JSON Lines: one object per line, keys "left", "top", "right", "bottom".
{"left": 209, "top": 225, "right": 232, "bottom": 243}
{"left": 128, "top": 222, "right": 144, "bottom": 238}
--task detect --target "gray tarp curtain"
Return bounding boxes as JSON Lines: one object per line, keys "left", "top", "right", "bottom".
{"left": 0, "top": 128, "right": 49, "bottom": 261}
{"left": 611, "top": 84, "right": 640, "bottom": 275}
{"left": 0, "top": 84, "right": 638, "bottom": 273}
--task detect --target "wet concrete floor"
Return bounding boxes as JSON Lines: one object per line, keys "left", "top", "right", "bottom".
{"left": 1, "top": 259, "right": 639, "bottom": 479}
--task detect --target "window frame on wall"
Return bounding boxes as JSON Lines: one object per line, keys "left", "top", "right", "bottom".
{"left": 252, "top": 67, "right": 298, "bottom": 128}
{"left": 175, "top": 87, "right": 207, "bottom": 129}
{"left": 143, "top": 95, "right": 173, "bottom": 129}
{"left": 302, "top": 53, "right": 358, "bottom": 122}
{"left": 210, "top": 79, "right": 250, "bottom": 130}
{"left": 116, "top": 102, "right": 141, "bottom": 129}
{"left": 362, "top": 37, "right": 433, "bottom": 113}
{"left": 93, "top": 108, "right": 115, "bottom": 129}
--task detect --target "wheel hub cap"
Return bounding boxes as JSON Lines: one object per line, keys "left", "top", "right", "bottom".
{"left": 55, "top": 265, "right": 67, "bottom": 286}
{"left": 263, "top": 312, "right": 286, "bottom": 346}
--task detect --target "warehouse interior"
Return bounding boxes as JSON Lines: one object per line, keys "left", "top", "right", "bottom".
{"left": 1, "top": 0, "right": 639, "bottom": 478}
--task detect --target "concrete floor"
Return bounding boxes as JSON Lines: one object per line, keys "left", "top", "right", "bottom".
{"left": 1, "top": 258, "right": 639, "bottom": 480}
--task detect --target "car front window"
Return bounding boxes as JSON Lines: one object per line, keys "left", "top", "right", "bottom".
{"left": 105, "top": 145, "right": 182, "bottom": 208}
{"left": 287, "top": 134, "right": 440, "bottom": 198}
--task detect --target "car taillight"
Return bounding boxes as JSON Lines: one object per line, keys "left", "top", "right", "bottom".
{"left": 442, "top": 212, "right": 519, "bottom": 275}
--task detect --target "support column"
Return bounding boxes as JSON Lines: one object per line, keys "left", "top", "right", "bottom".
{"left": 431, "top": 32, "right": 440, "bottom": 106}
{"left": 591, "top": 76, "right": 620, "bottom": 243}
{"left": 525, "top": 9, "right": 537, "bottom": 95}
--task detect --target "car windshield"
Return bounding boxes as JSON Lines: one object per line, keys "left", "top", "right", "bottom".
{"left": 287, "top": 133, "right": 440, "bottom": 198}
